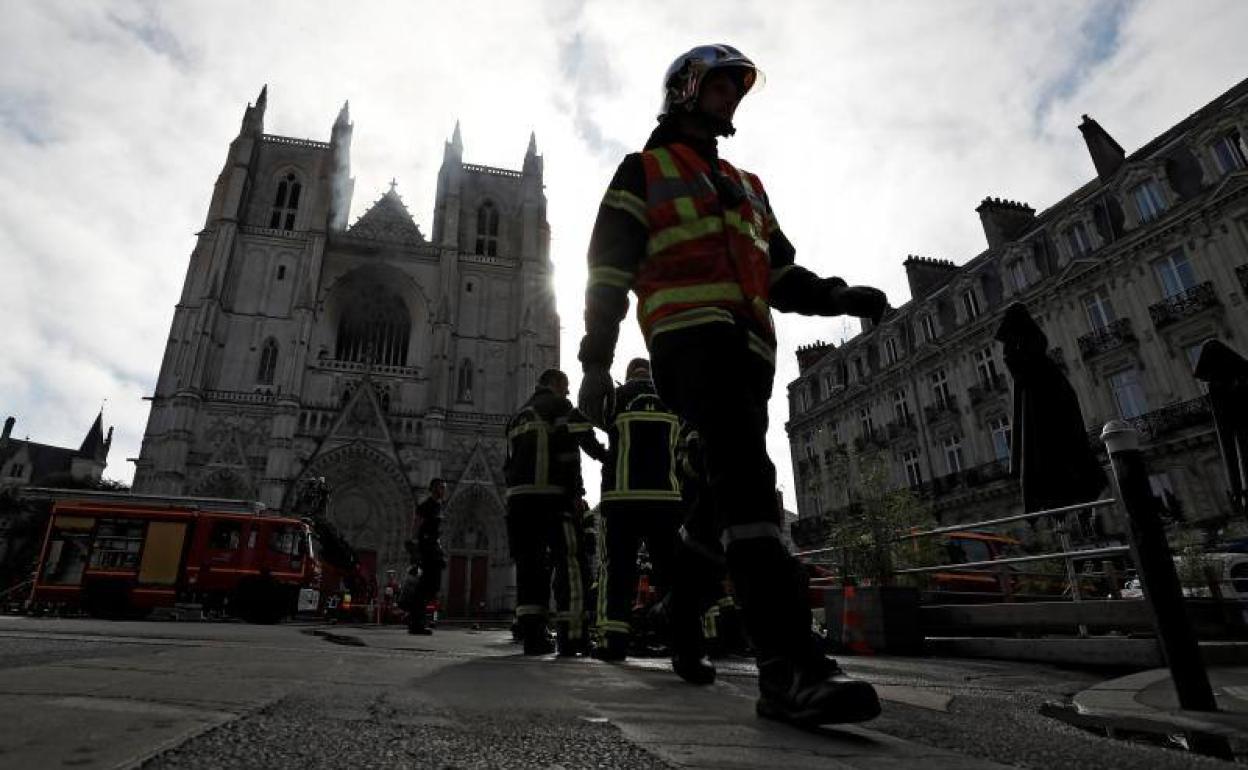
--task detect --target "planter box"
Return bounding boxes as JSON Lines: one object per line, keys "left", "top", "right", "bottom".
{"left": 823, "top": 585, "right": 923, "bottom": 655}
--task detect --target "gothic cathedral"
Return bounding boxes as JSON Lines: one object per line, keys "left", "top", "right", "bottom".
{"left": 132, "top": 87, "right": 560, "bottom": 615}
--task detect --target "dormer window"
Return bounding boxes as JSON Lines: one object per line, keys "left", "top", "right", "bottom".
{"left": 269, "top": 173, "right": 301, "bottom": 231}
{"left": 961, "top": 289, "right": 981, "bottom": 321}
{"left": 475, "top": 201, "right": 499, "bottom": 256}
{"left": 1211, "top": 130, "right": 1247, "bottom": 175}
{"left": 1064, "top": 221, "right": 1093, "bottom": 258}
{"left": 1009, "top": 259, "right": 1029, "bottom": 291}
{"left": 1131, "top": 179, "right": 1167, "bottom": 224}
{"left": 920, "top": 314, "right": 937, "bottom": 343}
{"left": 884, "top": 337, "right": 900, "bottom": 365}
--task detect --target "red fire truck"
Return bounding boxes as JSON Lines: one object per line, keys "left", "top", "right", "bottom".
{"left": 29, "top": 488, "right": 319, "bottom": 623}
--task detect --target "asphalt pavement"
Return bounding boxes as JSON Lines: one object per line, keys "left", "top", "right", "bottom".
{"left": 0, "top": 616, "right": 1242, "bottom": 769}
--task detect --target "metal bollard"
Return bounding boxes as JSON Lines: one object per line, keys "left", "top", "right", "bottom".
{"left": 1102, "top": 420, "right": 1231, "bottom": 758}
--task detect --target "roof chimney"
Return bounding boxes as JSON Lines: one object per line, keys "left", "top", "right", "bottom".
{"left": 796, "top": 341, "right": 834, "bottom": 373}
{"left": 1078, "top": 114, "right": 1125, "bottom": 181}
{"left": 903, "top": 255, "right": 959, "bottom": 300}
{"left": 975, "top": 197, "right": 1035, "bottom": 250}
{"left": 2, "top": 416, "right": 13, "bottom": 441}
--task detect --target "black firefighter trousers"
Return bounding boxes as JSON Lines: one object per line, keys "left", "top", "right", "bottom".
{"left": 650, "top": 322, "right": 819, "bottom": 664}
{"left": 506, "top": 494, "right": 590, "bottom": 646}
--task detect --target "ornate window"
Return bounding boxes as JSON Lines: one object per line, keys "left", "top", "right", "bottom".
{"left": 1152, "top": 249, "right": 1196, "bottom": 299}
{"left": 475, "top": 201, "right": 499, "bottom": 256}
{"left": 988, "top": 416, "right": 1011, "bottom": 462}
{"left": 1064, "top": 221, "right": 1093, "bottom": 258}
{"left": 942, "top": 435, "right": 964, "bottom": 474}
{"left": 961, "top": 288, "right": 981, "bottom": 321}
{"left": 257, "top": 338, "right": 279, "bottom": 385}
{"left": 1109, "top": 369, "right": 1148, "bottom": 419}
{"left": 902, "top": 450, "right": 923, "bottom": 487}
{"left": 1083, "top": 290, "right": 1116, "bottom": 331}
{"left": 335, "top": 285, "right": 412, "bottom": 366}
{"left": 1211, "top": 130, "right": 1247, "bottom": 175}
{"left": 457, "top": 359, "right": 474, "bottom": 403}
{"left": 929, "top": 368, "right": 951, "bottom": 407}
{"left": 269, "top": 172, "right": 302, "bottom": 231}
{"left": 1131, "top": 179, "right": 1167, "bottom": 223}
{"left": 892, "top": 389, "right": 911, "bottom": 422}
{"left": 973, "top": 347, "right": 1000, "bottom": 388}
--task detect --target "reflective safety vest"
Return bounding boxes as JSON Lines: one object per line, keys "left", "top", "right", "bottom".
{"left": 504, "top": 393, "right": 596, "bottom": 499}
{"left": 504, "top": 405, "right": 563, "bottom": 498}
{"left": 601, "top": 388, "right": 681, "bottom": 503}
{"left": 635, "top": 143, "right": 776, "bottom": 361}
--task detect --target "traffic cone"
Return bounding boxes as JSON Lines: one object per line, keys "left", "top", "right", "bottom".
{"left": 840, "top": 585, "right": 874, "bottom": 655}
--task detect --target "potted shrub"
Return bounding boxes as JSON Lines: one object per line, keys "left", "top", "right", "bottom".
{"left": 820, "top": 446, "right": 940, "bottom": 655}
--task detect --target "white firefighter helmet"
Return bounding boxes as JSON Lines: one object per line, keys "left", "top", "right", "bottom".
{"left": 659, "top": 44, "right": 762, "bottom": 120}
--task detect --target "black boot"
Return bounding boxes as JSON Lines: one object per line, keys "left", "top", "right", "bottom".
{"left": 592, "top": 634, "right": 628, "bottom": 662}
{"left": 672, "top": 651, "right": 717, "bottom": 685}
{"left": 756, "top": 655, "right": 881, "bottom": 726}
{"left": 521, "top": 616, "right": 554, "bottom": 656}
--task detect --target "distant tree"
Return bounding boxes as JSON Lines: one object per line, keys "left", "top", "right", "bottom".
{"left": 823, "top": 447, "right": 941, "bottom": 587}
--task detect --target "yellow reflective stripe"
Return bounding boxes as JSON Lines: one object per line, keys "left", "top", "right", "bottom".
{"left": 506, "top": 484, "right": 566, "bottom": 498}
{"left": 770, "top": 264, "right": 797, "bottom": 287}
{"left": 507, "top": 420, "right": 548, "bottom": 440}
{"left": 723, "top": 209, "right": 765, "bottom": 244}
{"left": 648, "top": 307, "right": 736, "bottom": 338}
{"left": 647, "top": 215, "right": 724, "bottom": 255}
{"left": 747, "top": 331, "right": 777, "bottom": 368}
{"left": 603, "top": 188, "right": 647, "bottom": 225}
{"left": 673, "top": 196, "right": 699, "bottom": 223}
{"left": 536, "top": 424, "right": 549, "bottom": 487}
{"left": 601, "top": 490, "right": 683, "bottom": 502}
{"left": 615, "top": 411, "right": 631, "bottom": 495}
{"left": 651, "top": 147, "right": 680, "bottom": 178}
{"left": 598, "top": 619, "right": 630, "bottom": 634}
{"left": 565, "top": 423, "right": 593, "bottom": 434}
{"left": 562, "top": 518, "right": 584, "bottom": 637}
{"left": 641, "top": 282, "right": 744, "bottom": 317}
{"left": 589, "top": 265, "right": 635, "bottom": 290}
{"left": 515, "top": 604, "right": 546, "bottom": 618}
{"left": 596, "top": 514, "right": 610, "bottom": 637}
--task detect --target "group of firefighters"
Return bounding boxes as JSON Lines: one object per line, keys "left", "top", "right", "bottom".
{"left": 409, "top": 44, "right": 891, "bottom": 728}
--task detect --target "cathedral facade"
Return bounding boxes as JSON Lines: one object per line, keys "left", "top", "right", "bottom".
{"left": 132, "top": 87, "right": 560, "bottom": 615}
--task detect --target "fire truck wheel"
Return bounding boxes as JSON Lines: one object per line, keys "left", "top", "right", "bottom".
{"left": 234, "top": 578, "right": 289, "bottom": 624}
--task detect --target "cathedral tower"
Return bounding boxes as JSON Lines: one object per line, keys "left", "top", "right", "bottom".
{"left": 133, "top": 89, "right": 559, "bottom": 614}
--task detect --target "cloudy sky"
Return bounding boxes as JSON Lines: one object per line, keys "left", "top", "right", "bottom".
{"left": 2, "top": 0, "right": 1246, "bottom": 506}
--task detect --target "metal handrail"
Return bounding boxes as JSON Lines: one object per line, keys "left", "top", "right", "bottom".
{"left": 892, "top": 545, "right": 1130, "bottom": 575}
{"left": 793, "top": 497, "right": 1117, "bottom": 559}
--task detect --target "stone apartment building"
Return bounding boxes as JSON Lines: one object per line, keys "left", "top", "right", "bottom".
{"left": 131, "top": 88, "right": 560, "bottom": 614}
{"left": 786, "top": 77, "right": 1248, "bottom": 550}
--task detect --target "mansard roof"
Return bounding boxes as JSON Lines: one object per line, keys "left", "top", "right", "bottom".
{"left": 347, "top": 183, "right": 426, "bottom": 246}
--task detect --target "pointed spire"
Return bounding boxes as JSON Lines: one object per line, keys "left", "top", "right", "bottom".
{"left": 451, "top": 120, "right": 462, "bottom": 150}
{"left": 335, "top": 99, "right": 350, "bottom": 129}
{"left": 79, "top": 411, "right": 106, "bottom": 458}
{"left": 240, "top": 84, "right": 267, "bottom": 136}
{"left": 523, "top": 130, "right": 542, "bottom": 177}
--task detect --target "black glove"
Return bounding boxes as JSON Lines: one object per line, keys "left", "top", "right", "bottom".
{"left": 829, "top": 284, "right": 888, "bottom": 324}
{"left": 577, "top": 366, "right": 613, "bottom": 428}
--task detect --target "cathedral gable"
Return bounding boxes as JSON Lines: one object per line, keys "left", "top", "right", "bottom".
{"left": 347, "top": 185, "right": 425, "bottom": 246}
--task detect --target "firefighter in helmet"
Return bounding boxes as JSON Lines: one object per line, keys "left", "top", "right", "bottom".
{"left": 577, "top": 45, "right": 886, "bottom": 725}
{"left": 592, "top": 357, "right": 709, "bottom": 680}
{"left": 505, "top": 368, "right": 606, "bottom": 656}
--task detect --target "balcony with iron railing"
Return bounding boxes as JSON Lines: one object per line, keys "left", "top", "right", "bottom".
{"left": 923, "top": 394, "right": 960, "bottom": 424}
{"left": 853, "top": 432, "right": 888, "bottom": 453}
{"left": 886, "top": 414, "right": 917, "bottom": 439}
{"left": 1077, "top": 318, "right": 1136, "bottom": 359}
{"left": 1148, "top": 281, "right": 1220, "bottom": 330}
{"left": 967, "top": 375, "right": 1009, "bottom": 406}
